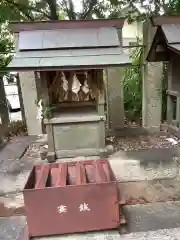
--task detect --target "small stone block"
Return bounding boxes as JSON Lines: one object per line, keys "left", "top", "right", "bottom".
{"left": 119, "top": 200, "right": 126, "bottom": 205}
{"left": 120, "top": 215, "right": 127, "bottom": 225}
{"left": 47, "top": 152, "right": 56, "bottom": 163}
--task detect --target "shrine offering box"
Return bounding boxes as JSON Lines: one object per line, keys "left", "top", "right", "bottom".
{"left": 23, "top": 160, "right": 120, "bottom": 238}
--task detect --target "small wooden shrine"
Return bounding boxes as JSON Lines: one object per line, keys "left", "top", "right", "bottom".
{"left": 147, "top": 15, "right": 180, "bottom": 137}
{"left": 8, "top": 19, "right": 130, "bottom": 161}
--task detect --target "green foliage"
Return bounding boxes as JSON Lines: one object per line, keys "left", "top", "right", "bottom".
{"left": 35, "top": 99, "right": 55, "bottom": 119}
{"left": 0, "top": 23, "right": 13, "bottom": 72}
{"left": 168, "top": 0, "right": 180, "bottom": 14}
{"left": 0, "top": 0, "right": 126, "bottom": 22}
{"left": 0, "top": 0, "right": 180, "bottom": 25}
{"left": 123, "top": 45, "right": 143, "bottom": 121}
{"left": 42, "top": 106, "right": 56, "bottom": 119}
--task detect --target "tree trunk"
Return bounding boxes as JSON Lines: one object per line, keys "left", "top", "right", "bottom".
{"left": 46, "top": 0, "right": 58, "bottom": 20}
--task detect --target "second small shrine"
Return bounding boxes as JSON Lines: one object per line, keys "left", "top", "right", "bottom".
{"left": 147, "top": 15, "right": 180, "bottom": 137}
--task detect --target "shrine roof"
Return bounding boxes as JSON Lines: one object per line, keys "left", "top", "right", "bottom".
{"left": 9, "top": 19, "right": 124, "bottom": 32}
{"left": 147, "top": 16, "right": 180, "bottom": 62}
{"left": 7, "top": 19, "right": 131, "bottom": 71}
{"left": 7, "top": 47, "right": 130, "bottom": 71}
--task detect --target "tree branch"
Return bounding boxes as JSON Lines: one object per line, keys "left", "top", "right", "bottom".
{"left": 46, "top": 0, "right": 59, "bottom": 20}
{"left": 4, "top": 0, "right": 35, "bottom": 21}
{"left": 81, "top": 0, "right": 98, "bottom": 19}
{"left": 4, "top": 0, "right": 52, "bottom": 21}
{"left": 61, "top": 0, "right": 73, "bottom": 20}
{"left": 67, "top": 0, "right": 76, "bottom": 19}
{"left": 27, "top": 6, "right": 50, "bottom": 20}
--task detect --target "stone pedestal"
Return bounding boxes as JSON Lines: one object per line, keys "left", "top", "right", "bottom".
{"left": 45, "top": 111, "right": 106, "bottom": 161}
{"left": 106, "top": 68, "right": 124, "bottom": 131}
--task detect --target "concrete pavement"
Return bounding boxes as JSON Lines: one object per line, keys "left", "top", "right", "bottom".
{"left": 3, "top": 201, "right": 180, "bottom": 239}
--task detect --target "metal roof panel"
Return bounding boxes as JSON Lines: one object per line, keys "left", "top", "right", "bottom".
{"left": 19, "top": 27, "right": 120, "bottom": 51}
{"left": 15, "top": 47, "right": 124, "bottom": 58}
{"left": 7, "top": 47, "right": 131, "bottom": 71}
{"left": 162, "top": 24, "right": 180, "bottom": 44}
{"left": 168, "top": 43, "right": 180, "bottom": 53}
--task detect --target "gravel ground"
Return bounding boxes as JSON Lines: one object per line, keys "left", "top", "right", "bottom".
{"left": 109, "top": 156, "right": 179, "bottom": 182}
{"left": 106, "top": 132, "right": 180, "bottom": 152}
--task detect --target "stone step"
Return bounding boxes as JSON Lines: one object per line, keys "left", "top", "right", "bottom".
{"left": 123, "top": 201, "right": 180, "bottom": 233}
{"left": 0, "top": 216, "right": 26, "bottom": 240}
{"left": 120, "top": 227, "right": 180, "bottom": 240}
{"left": 118, "top": 178, "right": 180, "bottom": 203}
{"left": 110, "top": 147, "right": 180, "bottom": 165}
{"left": 2, "top": 201, "right": 180, "bottom": 239}
{"left": 109, "top": 148, "right": 180, "bottom": 182}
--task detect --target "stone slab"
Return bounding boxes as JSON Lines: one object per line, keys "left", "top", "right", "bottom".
{"left": 120, "top": 228, "right": 180, "bottom": 240}
{"left": 110, "top": 147, "right": 180, "bottom": 165}
{"left": 33, "top": 231, "right": 121, "bottom": 240}
{"left": 0, "top": 136, "right": 36, "bottom": 172}
{"left": 0, "top": 216, "right": 121, "bottom": 240}
{"left": 124, "top": 201, "right": 180, "bottom": 233}
{"left": 0, "top": 216, "right": 26, "bottom": 240}
{"left": 0, "top": 155, "right": 44, "bottom": 204}
{"left": 118, "top": 178, "right": 180, "bottom": 203}
{"left": 3, "top": 214, "right": 180, "bottom": 240}
{"left": 109, "top": 148, "right": 180, "bottom": 182}
{"left": 0, "top": 136, "right": 40, "bottom": 197}
{"left": 0, "top": 137, "right": 45, "bottom": 205}
{"left": 55, "top": 148, "right": 108, "bottom": 159}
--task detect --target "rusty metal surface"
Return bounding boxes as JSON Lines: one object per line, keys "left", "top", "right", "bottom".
{"left": 22, "top": 226, "right": 30, "bottom": 240}
{"left": 23, "top": 160, "right": 120, "bottom": 238}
